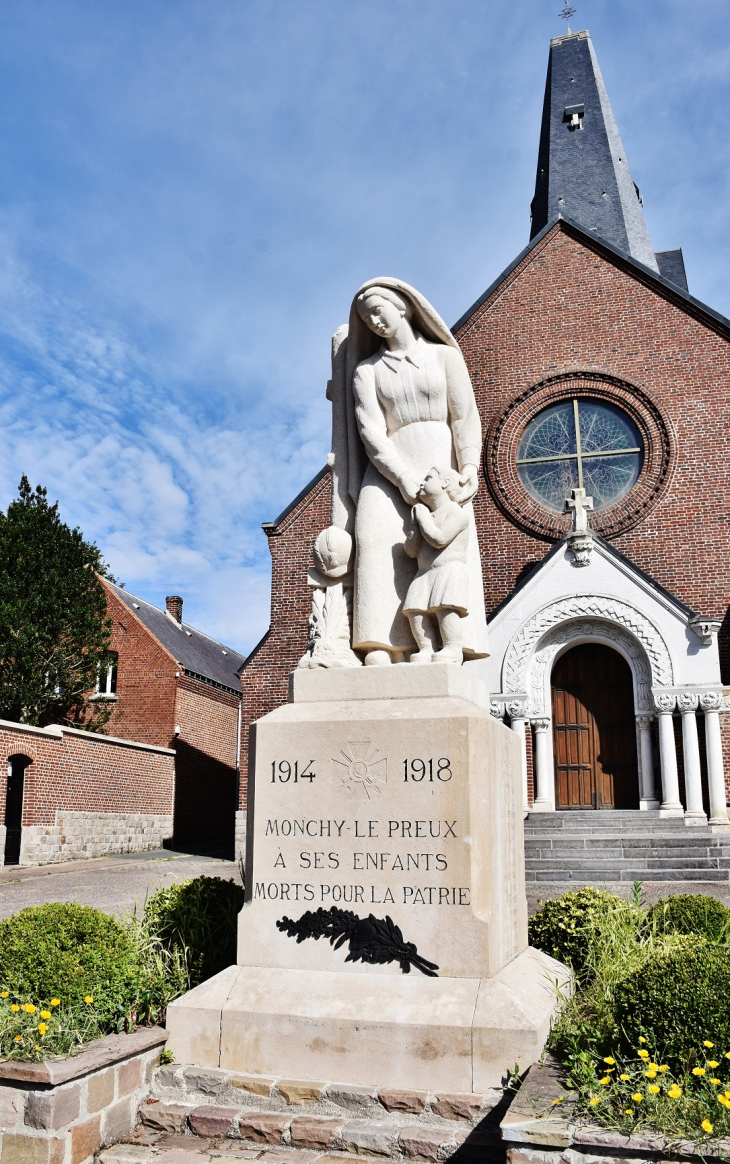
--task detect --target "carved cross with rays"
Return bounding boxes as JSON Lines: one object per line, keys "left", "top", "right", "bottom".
{"left": 565, "top": 487, "right": 593, "bottom": 533}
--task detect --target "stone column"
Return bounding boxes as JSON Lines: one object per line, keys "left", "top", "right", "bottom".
{"left": 532, "top": 718, "right": 555, "bottom": 813}
{"left": 700, "top": 692, "right": 729, "bottom": 826}
{"left": 635, "top": 714, "right": 659, "bottom": 809}
{"left": 654, "top": 694, "right": 683, "bottom": 816}
{"left": 507, "top": 701, "right": 529, "bottom": 812}
{"left": 677, "top": 692, "right": 705, "bottom": 823}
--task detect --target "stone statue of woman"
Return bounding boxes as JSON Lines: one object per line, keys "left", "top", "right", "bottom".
{"left": 301, "top": 277, "right": 488, "bottom": 669}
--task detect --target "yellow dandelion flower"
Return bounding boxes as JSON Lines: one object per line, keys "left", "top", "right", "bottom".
{"left": 718, "top": 1096, "right": 728, "bottom": 1107}
{"left": 625, "top": 1108, "right": 634, "bottom": 1116}
{"left": 632, "top": 1093, "right": 644, "bottom": 1103}
{"left": 23, "top": 1004, "right": 35, "bottom": 1014}
{"left": 702, "top": 1119, "right": 713, "bottom": 1134}
{"left": 638, "top": 1049, "right": 650, "bottom": 1060}
{"left": 638, "top": 1037, "right": 647, "bottom": 1044}
{"left": 725, "top": 1090, "right": 730, "bottom": 1099}
{"left": 709, "top": 1060, "right": 720, "bottom": 1069}
{"left": 648, "top": 1084, "right": 660, "bottom": 1094}
{"left": 668, "top": 1085, "right": 682, "bottom": 1099}
{"left": 0, "top": 992, "right": 8, "bottom": 999}
{"left": 37, "top": 1023, "right": 48, "bottom": 1035}
{"left": 600, "top": 1076, "right": 611, "bottom": 1086}
{"left": 13, "top": 1036, "right": 21, "bottom": 1044}
{"left": 588, "top": 1096, "right": 601, "bottom": 1107}
{"left": 10, "top": 1005, "right": 19, "bottom": 1013}
{"left": 712, "top": 1079, "right": 722, "bottom": 1086}
{"left": 659, "top": 1065, "right": 669, "bottom": 1073}
{"left": 551, "top": 1097, "right": 565, "bottom": 1105}
{"left": 34, "top": 1045, "right": 40, "bottom": 1051}
{"left": 646, "top": 1070, "right": 658, "bottom": 1079}
{"left": 704, "top": 1042, "right": 715, "bottom": 1049}
{"left": 50, "top": 999, "right": 60, "bottom": 1007}
{"left": 84, "top": 996, "right": 94, "bottom": 1005}
{"left": 648, "top": 1063, "right": 660, "bottom": 1071}
{"left": 604, "top": 1057, "right": 615, "bottom": 1065}
{"left": 693, "top": 1067, "right": 706, "bottom": 1077}
{"left": 39, "top": 1011, "right": 51, "bottom": 1020}
{"left": 620, "top": 1074, "right": 630, "bottom": 1081}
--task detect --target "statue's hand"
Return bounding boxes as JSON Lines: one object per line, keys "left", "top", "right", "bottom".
{"left": 457, "top": 465, "right": 478, "bottom": 503}
{"left": 412, "top": 502, "right": 429, "bottom": 527}
{"left": 399, "top": 475, "right": 419, "bottom": 505}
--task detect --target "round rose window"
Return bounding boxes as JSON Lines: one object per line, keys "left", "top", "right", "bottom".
{"left": 516, "top": 398, "right": 644, "bottom": 512}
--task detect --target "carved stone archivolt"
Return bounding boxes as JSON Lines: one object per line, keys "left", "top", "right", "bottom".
{"left": 502, "top": 596, "right": 673, "bottom": 716}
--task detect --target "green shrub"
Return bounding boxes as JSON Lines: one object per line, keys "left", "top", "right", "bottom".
{"left": 0, "top": 903, "right": 140, "bottom": 1025}
{"left": 142, "top": 876, "right": 244, "bottom": 989}
{"left": 529, "top": 887, "right": 623, "bottom": 973}
{"left": 611, "top": 935, "right": 730, "bottom": 1066}
{"left": 648, "top": 894, "right": 730, "bottom": 943}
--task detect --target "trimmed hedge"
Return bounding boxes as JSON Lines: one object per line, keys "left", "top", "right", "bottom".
{"left": 0, "top": 902, "right": 140, "bottom": 1022}
{"left": 611, "top": 935, "right": 730, "bottom": 1065}
{"left": 648, "top": 893, "right": 730, "bottom": 943}
{"left": 528, "top": 887, "right": 622, "bottom": 973}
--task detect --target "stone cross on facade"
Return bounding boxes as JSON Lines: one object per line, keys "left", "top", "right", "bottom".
{"left": 565, "top": 487, "right": 594, "bottom": 533}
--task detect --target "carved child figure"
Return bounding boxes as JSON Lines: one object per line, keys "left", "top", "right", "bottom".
{"left": 403, "top": 466, "right": 470, "bottom": 665}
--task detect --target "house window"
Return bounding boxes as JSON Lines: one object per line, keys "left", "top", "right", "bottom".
{"left": 97, "top": 653, "right": 118, "bottom": 696}
{"left": 516, "top": 398, "right": 644, "bottom": 512}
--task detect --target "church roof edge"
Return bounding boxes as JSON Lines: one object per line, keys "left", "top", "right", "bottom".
{"left": 451, "top": 216, "right": 730, "bottom": 340}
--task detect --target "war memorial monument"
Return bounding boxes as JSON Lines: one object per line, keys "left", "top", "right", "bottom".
{"left": 167, "top": 278, "right": 570, "bottom": 1092}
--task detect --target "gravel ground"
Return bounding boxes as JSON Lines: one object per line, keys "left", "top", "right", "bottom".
{"left": 0, "top": 849, "right": 241, "bottom": 920}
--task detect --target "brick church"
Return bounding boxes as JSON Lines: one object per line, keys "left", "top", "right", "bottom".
{"left": 239, "top": 28, "right": 730, "bottom": 881}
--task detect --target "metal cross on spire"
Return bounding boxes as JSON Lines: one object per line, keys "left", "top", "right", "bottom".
{"left": 559, "top": 2, "right": 576, "bottom": 32}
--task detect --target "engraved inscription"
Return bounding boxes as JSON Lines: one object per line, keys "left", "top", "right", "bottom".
{"left": 332, "top": 742, "right": 387, "bottom": 799}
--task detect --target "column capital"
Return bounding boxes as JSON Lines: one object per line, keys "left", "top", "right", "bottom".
{"left": 677, "top": 691, "right": 700, "bottom": 713}
{"left": 700, "top": 691, "right": 723, "bottom": 713}
{"left": 636, "top": 713, "right": 654, "bottom": 728}
{"left": 532, "top": 718, "right": 550, "bottom": 733}
{"left": 654, "top": 693, "right": 676, "bottom": 713}
{"left": 506, "top": 700, "right": 529, "bottom": 719}
{"left": 489, "top": 703, "right": 505, "bottom": 719}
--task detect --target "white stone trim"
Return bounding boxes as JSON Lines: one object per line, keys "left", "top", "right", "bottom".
{"left": 502, "top": 596, "right": 673, "bottom": 709}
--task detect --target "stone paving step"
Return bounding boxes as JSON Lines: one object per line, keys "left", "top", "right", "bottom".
{"left": 526, "top": 866, "right": 730, "bottom": 882}
{"left": 134, "top": 1064, "right": 504, "bottom": 1163}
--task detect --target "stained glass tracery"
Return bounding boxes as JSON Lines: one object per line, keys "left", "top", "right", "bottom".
{"left": 516, "top": 399, "right": 643, "bottom": 512}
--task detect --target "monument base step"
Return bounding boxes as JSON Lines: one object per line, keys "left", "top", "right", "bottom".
{"left": 135, "top": 1054, "right": 511, "bottom": 1162}
{"left": 164, "top": 949, "right": 570, "bottom": 1094}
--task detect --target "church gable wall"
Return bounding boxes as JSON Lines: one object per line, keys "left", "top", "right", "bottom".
{"left": 456, "top": 225, "right": 730, "bottom": 678}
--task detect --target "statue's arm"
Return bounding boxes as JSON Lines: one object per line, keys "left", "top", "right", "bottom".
{"left": 417, "top": 504, "right": 468, "bottom": 550}
{"left": 444, "top": 348, "right": 482, "bottom": 472}
{"left": 353, "top": 365, "right": 418, "bottom": 501}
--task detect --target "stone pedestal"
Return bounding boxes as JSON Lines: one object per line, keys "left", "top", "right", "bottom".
{"left": 166, "top": 665, "right": 569, "bottom": 1090}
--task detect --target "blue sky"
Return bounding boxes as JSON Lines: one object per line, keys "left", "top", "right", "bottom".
{"left": 0, "top": 0, "right": 728, "bottom": 654}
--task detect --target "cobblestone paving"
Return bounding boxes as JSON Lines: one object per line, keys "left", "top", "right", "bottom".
{"left": 0, "top": 850, "right": 241, "bottom": 919}
{"left": 102, "top": 1135, "right": 354, "bottom": 1164}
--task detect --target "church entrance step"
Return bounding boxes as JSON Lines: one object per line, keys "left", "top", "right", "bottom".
{"left": 523, "top": 812, "right": 730, "bottom": 883}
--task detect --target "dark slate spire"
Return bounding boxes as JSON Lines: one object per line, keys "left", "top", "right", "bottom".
{"left": 530, "top": 30, "right": 659, "bottom": 273}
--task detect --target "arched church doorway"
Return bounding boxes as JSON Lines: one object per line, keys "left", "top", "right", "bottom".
{"left": 552, "top": 644, "right": 639, "bottom": 809}
{"left": 4, "top": 754, "right": 30, "bottom": 865}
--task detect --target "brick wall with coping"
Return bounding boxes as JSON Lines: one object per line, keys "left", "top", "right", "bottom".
{"left": 0, "top": 1027, "right": 165, "bottom": 1164}
{"left": 237, "top": 221, "right": 730, "bottom": 805}
{"left": 0, "top": 721, "right": 174, "bottom": 866}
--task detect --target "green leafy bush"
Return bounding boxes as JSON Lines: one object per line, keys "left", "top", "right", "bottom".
{"left": 141, "top": 876, "right": 244, "bottom": 988}
{"left": 611, "top": 936, "right": 730, "bottom": 1066}
{"left": 0, "top": 903, "right": 140, "bottom": 1026}
{"left": 529, "top": 887, "right": 623, "bottom": 973}
{"left": 648, "top": 894, "right": 730, "bottom": 943}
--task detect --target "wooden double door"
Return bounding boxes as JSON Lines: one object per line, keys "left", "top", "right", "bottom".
{"left": 552, "top": 643, "right": 639, "bottom": 810}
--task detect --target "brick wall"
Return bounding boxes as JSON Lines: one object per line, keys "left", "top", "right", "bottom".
{"left": 102, "top": 588, "right": 178, "bottom": 749}
{"left": 173, "top": 678, "right": 240, "bottom": 844}
{"left": 0, "top": 720, "right": 174, "bottom": 865}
